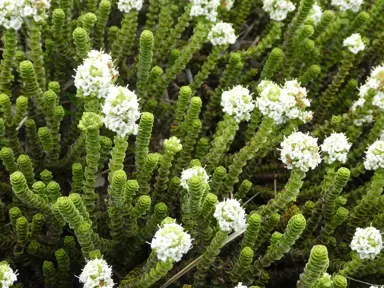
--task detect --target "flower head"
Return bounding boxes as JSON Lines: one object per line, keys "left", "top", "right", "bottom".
{"left": 180, "top": 166, "right": 209, "bottom": 191}
{"left": 331, "top": 0, "right": 363, "bottom": 12}
{"left": 117, "top": 0, "right": 143, "bottom": 13}
{"left": 78, "top": 112, "right": 104, "bottom": 131}
{"left": 221, "top": 85, "right": 255, "bottom": 123}
{"left": 309, "top": 4, "right": 322, "bottom": 25}
{"left": 74, "top": 50, "right": 118, "bottom": 99}
{"left": 0, "top": 261, "right": 17, "bottom": 288}
{"left": 0, "top": 0, "right": 50, "bottom": 29}
{"left": 234, "top": 283, "right": 248, "bottom": 288}
{"left": 214, "top": 199, "right": 246, "bottom": 233}
{"left": 221, "top": 0, "right": 234, "bottom": 10}
{"left": 190, "top": 0, "right": 220, "bottom": 22}
{"left": 351, "top": 227, "right": 382, "bottom": 260}
{"left": 102, "top": 86, "right": 140, "bottom": 137}
{"left": 79, "top": 258, "right": 114, "bottom": 288}
{"left": 163, "top": 136, "right": 183, "bottom": 153}
{"left": 256, "top": 80, "right": 312, "bottom": 125}
{"left": 280, "top": 132, "right": 321, "bottom": 172}
{"left": 207, "top": 22, "right": 237, "bottom": 46}
{"left": 321, "top": 133, "right": 351, "bottom": 164}
{"left": 262, "top": 0, "right": 295, "bottom": 21}
{"left": 151, "top": 222, "right": 192, "bottom": 262}
{"left": 343, "top": 33, "right": 365, "bottom": 54}
{"left": 364, "top": 140, "right": 384, "bottom": 170}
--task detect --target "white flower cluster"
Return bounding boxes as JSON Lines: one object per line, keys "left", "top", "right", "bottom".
{"left": 190, "top": 0, "right": 220, "bottom": 22}
{"left": 222, "top": 0, "right": 235, "bottom": 10}
{"left": 74, "top": 50, "right": 119, "bottom": 99}
{"left": 351, "top": 226, "right": 382, "bottom": 260}
{"left": 180, "top": 166, "right": 209, "bottom": 191}
{"left": 351, "top": 65, "right": 384, "bottom": 125}
{"left": 309, "top": 4, "right": 323, "bottom": 25}
{"left": 364, "top": 140, "right": 384, "bottom": 170}
{"left": 214, "top": 199, "right": 246, "bottom": 233}
{"left": 102, "top": 86, "right": 141, "bottom": 137}
{"left": 321, "top": 133, "right": 351, "bottom": 164}
{"left": 117, "top": 0, "right": 143, "bottom": 13}
{"left": 151, "top": 222, "right": 192, "bottom": 262}
{"left": 221, "top": 85, "right": 255, "bottom": 123}
{"left": 0, "top": 0, "right": 50, "bottom": 30}
{"left": 207, "top": 22, "right": 237, "bottom": 46}
{"left": 280, "top": 132, "right": 321, "bottom": 172}
{"left": 0, "top": 262, "right": 17, "bottom": 288}
{"left": 331, "top": 0, "right": 363, "bottom": 12}
{"left": 79, "top": 258, "right": 114, "bottom": 288}
{"left": 234, "top": 283, "right": 248, "bottom": 288}
{"left": 256, "top": 80, "right": 312, "bottom": 125}
{"left": 262, "top": 0, "right": 295, "bottom": 21}
{"left": 343, "top": 33, "right": 365, "bottom": 54}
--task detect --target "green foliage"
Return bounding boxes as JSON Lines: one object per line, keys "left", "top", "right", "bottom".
{"left": 0, "top": 1, "right": 383, "bottom": 287}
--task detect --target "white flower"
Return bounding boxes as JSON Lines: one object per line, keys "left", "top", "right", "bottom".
{"left": 163, "top": 136, "right": 183, "bottom": 153}
{"left": 351, "top": 227, "right": 382, "bottom": 260}
{"left": 343, "top": 33, "right": 365, "bottom": 54}
{"left": 79, "top": 258, "right": 114, "bottom": 288}
{"left": 74, "top": 50, "right": 118, "bottom": 99}
{"left": 221, "top": 85, "right": 255, "bottom": 123}
{"left": 117, "top": 0, "right": 143, "bottom": 13}
{"left": 309, "top": 4, "right": 323, "bottom": 25}
{"left": 280, "top": 132, "right": 321, "bottom": 172}
{"left": 151, "top": 222, "right": 192, "bottom": 262}
{"left": 190, "top": 0, "right": 220, "bottom": 22}
{"left": 331, "top": 0, "right": 363, "bottom": 12}
{"left": 0, "top": 0, "right": 50, "bottom": 29}
{"left": 207, "top": 22, "right": 237, "bottom": 46}
{"left": 235, "top": 283, "right": 248, "bottom": 288}
{"left": 102, "top": 86, "right": 141, "bottom": 137}
{"left": 353, "top": 114, "right": 373, "bottom": 126}
{"left": 0, "top": 261, "right": 17, "bottom": 288}
{"left": 180, "top": 166, "right": 209, "bottom": 191}
{"left": 222, "top": 0, "right": 235, "bottom": 10}
{"left": 364, "top": 140, "right": 384, "bottom": 170}
{"left": 262, "top": 0, "right": 295, "bottom": 21}
{"left": 214, "top": 199, "right": 246, "bottom": 233}
{"left": 321, "top": 133, "right": 351, "bottom": 164}
{"left": 256, "top": 80, "right": 312, "bottom": 125}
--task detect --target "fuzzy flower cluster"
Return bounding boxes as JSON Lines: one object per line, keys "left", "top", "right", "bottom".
{"left": 256, "top": 80, "right": 312, "bottom": 125}
{"left": 79, "top": 258, "right": 114, "bottom": 288}
{"left": 180, "top": 166, "right": 210, "bottom": 191}
{"left": 351, "top": 227, "right": 382, "bottom": 260}
{"left": 234, "top": 283, "right": 248, "bottom": 288}
{"left": 364, "top": 140, "right": 384, "bottom": 170}
{"left": 117, "top": 0, "right": 143, "bottom": 13}
{"left": 331, "top": 0, "right": 363, "bottom": 12}
{"left": 221, "top": 85, "right": 255, "bottom": 123}
{"left": 74, "top": 50, "right": 119, "bottom": 99}
{"left": 151, "top": 222, "right": 192, "bottom": 262}
{"left": 280, "top": 132, "right": 321, "bottom": 172}
{"left": 190, "top": 0, "right": 220, "bottom": 22}
{"left": 343, "top": 33, "right": 365, "bottom": 54}
{"left": 262, "top": 0, "right": 295, "bottom": 21}
{"left": 0, "top": 0, "right": 50, "bottom": 30}
{"left": 321, "top": 133, "right": 351, "bottom": 164}
{"left": 207, "top": 22, "right": 237, "bottom": 46}
{"left": 309, "top": 4, "right": 323, "bottom": 25}
{"left": 102, "top": 86, "right": 141, "bottom": 137}
{"left": 214, "top": 199, "right": 246, "bottom": 233}
{"left": 0, "top": 262, "right": 17, "bottom": 288}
